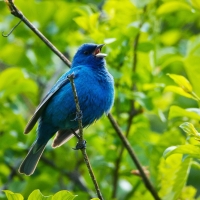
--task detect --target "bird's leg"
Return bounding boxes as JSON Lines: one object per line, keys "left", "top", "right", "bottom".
{"left": 71, "top": 110, "right": 83, "bottom": 121}
{"left": 71, "top": 129, "right": 87, "bottom": 150}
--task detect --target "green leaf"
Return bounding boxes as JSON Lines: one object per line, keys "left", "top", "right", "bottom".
{"left": 52, "top": 190, "right": 77, "bottom": 200}
{"left": 3, "top": 190, "right": 24, "bottom": 200}
{"left": 137, "top": 42, "right": 154, "bottom": 52}
{"left": 91, "top": 198, "right": 100, "bottom": 200}
{"left": 190, "top": 0, "right": 200, "bottom": 10}
{"left": 183, "top": 36, "right": 200, "bottom": 98}
{"left": 167, "top": 74, "right": 193, "bottom": 93}
{"left": 0, "top": 67, "right": 38, "bottom": 102}
{"left": 73, "top": 13, "right": 99, "bottom": 32}
{"left": 163, "top": 145, "right": 200, "bottom": 159}
{"left": 159, "top": 155, "right": 192, "bottom": 200}
{"left": 164, "top": 86, "right": 196, "bottom": 100}
{"left": 28, "top": 190, "right": 52, "bottom": 200}
{"left": 157, "top": 1, "right": 191, "bottom": 15}
{"left": 160, "top": 29, "right": 181, "bottom": 46}
{"left": 179, "top": 122, "right": 200, "bottom": 137}
{"left": 131, "top": 0, "right": 152, "bottom": 8}
{"left": 168, "top": 106, "right": 200, "bottom": 120}
{"left": 179, "top": 186, "right": 197, "bottom": 199}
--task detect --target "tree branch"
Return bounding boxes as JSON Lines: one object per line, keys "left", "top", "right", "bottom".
{"left": 108, "top": 113, "right": 160, "bottom": 200}
{"left": 112, "top": 6, "right": 146, "bottom": 198}
{"left": 5, "top": 0, "right": 71, "bottom": 67}
{"left": 67, "top": 74, "right": 104, "bottom": 200}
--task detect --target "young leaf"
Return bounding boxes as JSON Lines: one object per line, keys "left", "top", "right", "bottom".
{"left": 168, "top": 106, "right": 200, "bottom": 120}
{"left": 164, "top": 86, "right": 196, "bottom": 100}
{"left": 3, "top": 190, "right": 24, "bottom": 200}
{"left": 28, "top": 189, "right": 52, "bottom": 200}
{"left": 157, "top": 1, "right": 191, "bottom": 15}
{"left": 163, "top": 145, "right": 200, "bottom": 159}
{"left": 159, "top": 155, "right": 192, "bottom": 200}
{"left": 167, "top": 74, "right": 193, "bottom": 93}
{"left": 52, "top": 190, "right": 77, "bottom": 200}
{"left": 180, "top": 122, "right": 200, "bottom": 137}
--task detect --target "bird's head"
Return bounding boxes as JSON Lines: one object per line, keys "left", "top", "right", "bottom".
{"left": 71, "top": 43, "right": 107, "bottom": 68}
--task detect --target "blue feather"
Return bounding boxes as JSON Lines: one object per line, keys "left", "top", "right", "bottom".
{"left": 19, "top": 43, "right": 114, "bottom": 175}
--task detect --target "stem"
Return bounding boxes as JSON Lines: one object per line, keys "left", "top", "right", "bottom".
{"left": 68, "top": 74, "right": 104, "bottom": 200}
{"left": 191, "top": 91, "right": 200, "bottom": 103}
{"left": 108, "top": 113, "right": 161, "bottom": 200}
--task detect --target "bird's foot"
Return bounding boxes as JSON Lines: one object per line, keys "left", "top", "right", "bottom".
{"left": 71, "top": 110, "right": 83, "bottom": 121}
{"left": 73, "top": 140, "right": 87, "bottom": 150}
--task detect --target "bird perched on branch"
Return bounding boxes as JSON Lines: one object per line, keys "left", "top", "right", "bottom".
{"left": 18, "top": 43, "right": 114, "bottom": 176}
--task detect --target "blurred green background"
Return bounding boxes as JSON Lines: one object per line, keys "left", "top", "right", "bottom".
{"left": 1, "top": 0, "right": 200, "bottom": 199}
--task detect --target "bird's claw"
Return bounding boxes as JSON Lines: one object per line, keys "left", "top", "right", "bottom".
{"left": 71, "top": 110, "right": 83, "bottom": 121}
{"left": 73, "top": 140, "right": 87, "bottom": 150}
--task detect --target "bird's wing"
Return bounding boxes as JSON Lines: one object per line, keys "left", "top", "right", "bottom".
{"left": 24, "top": 72, "right": 73, "bottom": 134}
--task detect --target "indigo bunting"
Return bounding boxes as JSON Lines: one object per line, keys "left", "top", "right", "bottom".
{"left": 18, "top": 43, "right": 114, "bottom": 175}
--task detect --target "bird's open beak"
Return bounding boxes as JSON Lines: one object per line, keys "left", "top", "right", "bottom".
{"left": 93, "top": 44, "right": 107, "bottom": 58}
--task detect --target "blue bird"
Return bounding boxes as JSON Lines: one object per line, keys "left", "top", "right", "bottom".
{"left": 18, "top": 43, "right": 114, "bottom": 175}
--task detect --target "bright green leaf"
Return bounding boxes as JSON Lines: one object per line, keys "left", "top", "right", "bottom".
{"left": 131, "top": 0, "right": 152, "bottom": 8}
{"left": 157, "top": 1, "right": 191, "bottom": 15}
{"left": 73, "top": 16, "right": 90, "bottom": 31}
{"left": 137, "top": 42, "right": 154, "bottom": 52}
{"left": 3, "top": 190, "right": 24, "bottom": 200}
{"left": 0, "top": 67, "right": 38, "bottom": 102}
{"left": 52, "top": 190, "right": 77, "bottom": 200}
{"left": 159, "top": 155, "right": 192, "bottom": 200}
{"left": 184, "top": 36, "right": 200, "bottom": 97}
{"left": 160, "top": 29, "right": 181, "bottom": 46}
{"left": 160, "top": 55, "right": 183, "bottom": 70}
{"left": 168, "top": 106, "right": 200, "bottom": 120}
{"left": 163, "top": 145, "right": 200, "bottom": 159}
{"left": 179, "top": 186, "right": 197, "bottom": 199}
{"left": 180, "top": 122, "right": 199, "bottom": 137}
{"left": 28, "top": 189, "right": 52, "bottom": 200}
{"left": 190, "top": 0, "right": 200, "bottom": 10}
{"left": 164, "top": 86, "right": 196, "bottom": 100}
{"left": 104, "top": 38, "right": 116, "bottom": 44}
{"left": 167, "top": 74, "right": 193, "bottom": 93}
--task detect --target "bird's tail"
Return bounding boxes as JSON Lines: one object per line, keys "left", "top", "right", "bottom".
{"left": 18, "top": 141, "right": 47, "bottom": 176}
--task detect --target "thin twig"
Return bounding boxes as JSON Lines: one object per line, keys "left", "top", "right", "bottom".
{"left": 2, "top": 18, "right": 22, "bottom": 37}
{"left": 108, "top": 113, "right": 160, "bottom": 200}
{"left": 67, "top": 74, "right": 104, "bottom": 200}
{"left": 5, "top": 0, "right": 71, "bottom": 67}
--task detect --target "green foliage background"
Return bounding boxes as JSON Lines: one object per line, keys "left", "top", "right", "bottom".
{"left": 1, "top": 0, "right": 200, "bottom": 199}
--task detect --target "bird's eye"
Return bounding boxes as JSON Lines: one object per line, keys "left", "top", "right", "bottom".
{"left": 83, "top": 51, "right": 89, "bottom": 55}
